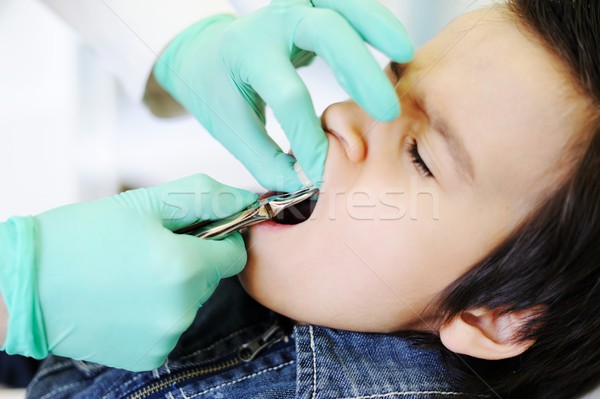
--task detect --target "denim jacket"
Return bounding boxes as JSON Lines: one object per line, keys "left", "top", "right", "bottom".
{"left": 27, "top": 278, "right": 489, "bottom": 399}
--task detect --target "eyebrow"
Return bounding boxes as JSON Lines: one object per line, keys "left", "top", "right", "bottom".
{"left": 391, "top": 62, "right": 475, "bottom": 182}
{"left": 426, "top": 104, "right": 475, "bottom": 182}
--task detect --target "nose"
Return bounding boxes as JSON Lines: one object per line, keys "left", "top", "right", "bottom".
{"left": 321, "top": 101, "right": 367, "bottom": 163}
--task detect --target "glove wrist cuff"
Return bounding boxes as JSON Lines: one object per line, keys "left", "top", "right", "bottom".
{"left": 0, "top": 216, "right": 48, "bottom": 359}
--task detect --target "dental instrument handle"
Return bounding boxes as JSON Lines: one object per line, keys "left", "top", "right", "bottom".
{"left": 174, "top": 186, "right": 319, "bottom": 239}
{"left": 174, "top": 202, "right": 271, "bottom": 240}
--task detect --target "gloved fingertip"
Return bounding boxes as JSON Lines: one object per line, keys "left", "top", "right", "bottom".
{"left": 216, "top": 232, "right": 248, "bottom": 278}
{"left": 278, "top": 179, "right": 304, "bottom": 194}
{"left": 356, "top": 72, "right": 401, "bottom": 123}
{"left": 299, "top": 148, "right": 327, "bottom": 189}
{"left": 367, "top": 92, "right": 401, "bottom": 122}
{"left": 258, "top": 153, "right": 305, "bottom": 193}
{"left": 377, "top": 101, "right": 401, "bottom": 122}
{"left": 236, "top": 189, "right": 260, "bottom": 207}
{"left": 393, "top": 42, "right": 415, "bottom": 63}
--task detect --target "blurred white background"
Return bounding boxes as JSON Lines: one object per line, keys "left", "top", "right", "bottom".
{"left": 0, "top": 0, "right": 491, "bottom": 220}
{"left": 7, "top": 1, "right": 598, "bottom": 398}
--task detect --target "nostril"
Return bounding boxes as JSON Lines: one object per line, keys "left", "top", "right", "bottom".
{"left": 325, "top": 128, "right": 348, "bottom": 149}
{"left": 321, "top": 101, "right": 367, "bottom": 163}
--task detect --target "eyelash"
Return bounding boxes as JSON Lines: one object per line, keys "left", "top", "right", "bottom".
{"left": 408, "top": 138, "right": 434, "bottom": 178}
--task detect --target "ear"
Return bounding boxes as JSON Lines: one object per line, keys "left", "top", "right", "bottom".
{"left": 439, "top": 308, "right": 536, "bottom": 360}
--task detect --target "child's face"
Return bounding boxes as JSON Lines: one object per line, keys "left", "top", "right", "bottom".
{"left": 239, "top": 8, "right": 587, "bottom": 332}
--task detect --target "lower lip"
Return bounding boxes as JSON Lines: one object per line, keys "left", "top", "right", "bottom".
{"left": 252, "top": 219, "right": 289, "bottom": 232}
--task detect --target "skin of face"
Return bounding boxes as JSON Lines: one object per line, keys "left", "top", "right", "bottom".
{"left": 238, "top": 7, "right": 588, "bottom": 333}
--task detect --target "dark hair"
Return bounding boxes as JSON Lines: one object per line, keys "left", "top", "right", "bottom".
{"left": 419, "top": 1, "right": 600, "bottom": 397}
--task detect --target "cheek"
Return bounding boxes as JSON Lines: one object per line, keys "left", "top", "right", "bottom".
{"left": 238, "top": 129, "right": 488, "bottom": 331}
{"left": 239, "top": 206, "right": 452, "bottom": 332}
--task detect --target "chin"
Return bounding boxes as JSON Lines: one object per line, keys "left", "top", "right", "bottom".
{"left": 237, "top": 185, "right": 321, "bottom": 306}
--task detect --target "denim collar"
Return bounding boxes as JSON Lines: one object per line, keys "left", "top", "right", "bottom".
{"left": 293, "top": 324, "right": 490, "bottom": 399}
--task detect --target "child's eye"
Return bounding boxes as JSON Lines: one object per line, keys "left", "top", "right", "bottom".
{"left": 408, "top": 138, "right": 434, "bottom": 178}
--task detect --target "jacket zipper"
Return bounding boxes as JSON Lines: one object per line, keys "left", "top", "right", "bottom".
{"left": 126, "top": 324, "right": 287, "bottom": 399}
{"left": 125, "top": 358, "right": 241, "bottom": 399}
{"left": 238, "top": 324, "right": 287, "bottom": 362}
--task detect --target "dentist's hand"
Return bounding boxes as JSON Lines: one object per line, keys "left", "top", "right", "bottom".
{"left": 0, "top": 174, "right": 256, "bottom": 371}
{"left": 153, "top": 0, "right": 413, "bottom": 192}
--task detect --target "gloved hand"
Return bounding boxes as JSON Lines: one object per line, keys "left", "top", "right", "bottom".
{"left": 154, "top": 0, "right": 413, "bottom": 192}
{"left": 0, "top": 174, "right": 257, "bottom": 371}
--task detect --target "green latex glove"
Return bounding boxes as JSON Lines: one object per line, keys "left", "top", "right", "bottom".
{"left": 0, "top": 174, "right": 257, "bottom": 371}
{"left": 154, "top": 0, "right": 413, "bottom": 192}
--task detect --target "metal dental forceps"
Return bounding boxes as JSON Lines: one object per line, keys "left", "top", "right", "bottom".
{"left": 174, "top": 186, "right": 319, "bottom": 240}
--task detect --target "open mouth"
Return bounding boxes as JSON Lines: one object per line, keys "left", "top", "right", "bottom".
{"left": 260, "top": 191, "right": 318, "bottom": 225}
{"left": 273, "top": 196, "right": 318, "bottom": 225}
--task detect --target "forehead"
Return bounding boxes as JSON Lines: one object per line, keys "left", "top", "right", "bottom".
{"left": 403, "top": 8, "right": 585, "bottom": 214}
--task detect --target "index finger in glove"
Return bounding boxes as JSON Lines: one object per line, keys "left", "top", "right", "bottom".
{"left": 143, "top": 174, "right": 258, "bottom": 231}
{"left": 312, "top": 0, "right": 414, "bottom": 63}
{"left": 293, "top": 8, "right": 400, "bottom": 122}
{"left": 244, "top": 54, "right": 328, "bottom": 188}
{"left": 207, "top": 89, "right": 307, "bottom": 192}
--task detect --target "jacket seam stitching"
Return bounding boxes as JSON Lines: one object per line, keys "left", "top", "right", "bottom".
{"left": 309, "top": 325, "right": 318, "bottom": 399}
